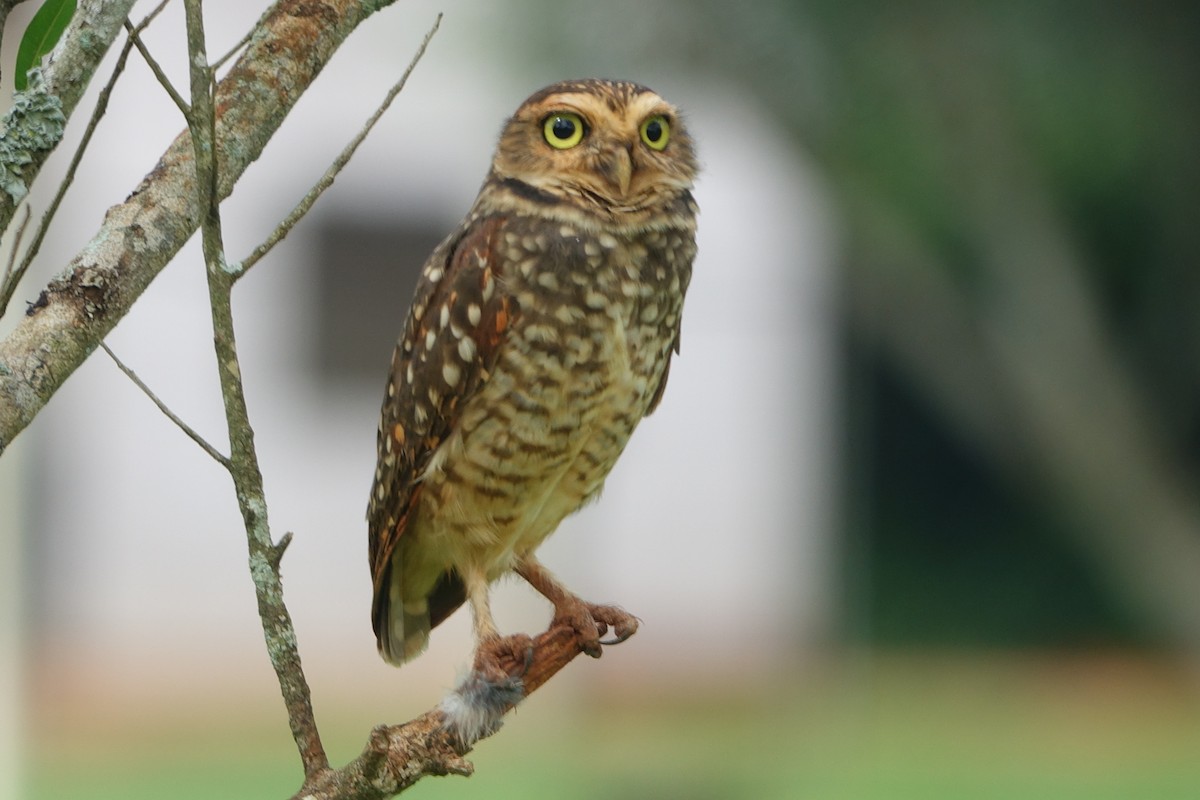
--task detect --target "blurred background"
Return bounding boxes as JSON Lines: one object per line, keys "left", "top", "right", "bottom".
{"left": 1, "top": 0, "right": 1198, "bottom": 798}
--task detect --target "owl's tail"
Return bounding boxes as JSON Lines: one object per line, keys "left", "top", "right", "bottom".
{"left": 373, "top": 563, "right": 430, "bottom": 666}
{"left": 373, "top": 567, "right": 467, "bottom": 666}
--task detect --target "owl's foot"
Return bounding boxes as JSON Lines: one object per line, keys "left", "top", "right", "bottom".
{"left": 514, "top": 557, "right": 640, "bottom": 656}
{"left": 554, "top": 599, "right": 640, "bottom": 658}
{"left": 441, "top": 634, "right": 533, "bottom": 746}
{"left": 472, "top": 632, "right": 535, "bottom": 685}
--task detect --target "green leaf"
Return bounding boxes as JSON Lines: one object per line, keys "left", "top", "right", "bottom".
{"left": 14, "top": 0, "right": 78, "bottom": 92}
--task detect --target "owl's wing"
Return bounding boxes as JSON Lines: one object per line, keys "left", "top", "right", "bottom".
{"left": 645, "top": 230, "right": 696, "bottom": 416}
{"left": 367, "top": 214, "right": 515, "bottom": 642}
{"left": 643, "top": 341, "right": 676, "bottom": 416}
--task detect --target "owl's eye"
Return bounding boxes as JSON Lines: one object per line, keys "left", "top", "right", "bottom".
{"left": 640, "top": 115, "right": 670, "bottom": 151}
{"left": 543, "top": 113, "right": 586, "bottom": 149}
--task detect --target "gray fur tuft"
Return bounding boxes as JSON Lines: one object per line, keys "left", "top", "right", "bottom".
{"left": 439, "top": 669, "right": 526, "bottom": 746}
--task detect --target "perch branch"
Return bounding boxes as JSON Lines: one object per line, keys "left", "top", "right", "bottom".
{"left": 0, "top": 0, "right": 403, "bottom": 455}
{"left": 291, "top": 624, "right": 612, "bottom": 800}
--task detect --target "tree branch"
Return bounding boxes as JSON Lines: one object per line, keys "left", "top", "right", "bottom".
{"left": 182, "top": 0, "right": 327, "bottom": 778}
{"left": 292, "top": 625, "right": 606, "bottom": 800}
{"left": 0, "top": 0, "right": 401, "bottom": 455}
{"left": 125, "top": 13, "right": 192, "bottom": 120}
{"left": 0, "top": 206, "right": 30, "bottom": 302}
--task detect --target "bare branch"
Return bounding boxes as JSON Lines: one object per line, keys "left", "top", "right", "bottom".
{"left": 98, "top": 342, "right": 230, "bottom": 467}
{"left": 0, "top": 206, "right": 30, "bottom": 304}
{"left": 184, "top": 0, "right": 326, "bottom": 779}
{"left": 125, "top": 13, "right": 191, "bottom": 119}
{"left": 0, "top": 0, "right": 403, "bottom": 455}
{"left": 268, "top": 531, "right": 295, "bottom": 570}
{"left": 237, "top": 12, "right": 442, "bottom": 277}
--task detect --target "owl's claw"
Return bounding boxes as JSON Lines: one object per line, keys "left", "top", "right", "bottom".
{"left": 554, "top": 600, "right": 639, "bottom": 657}
{"left": 592, "top": 603, "right": 640, "bottom": 646}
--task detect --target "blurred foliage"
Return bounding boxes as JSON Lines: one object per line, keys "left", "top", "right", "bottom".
{"left": 859, "top": 359, "right": 1151, "bottom": 646}
{"left": 506, "top": 0, "right": 1200, "bottom": 647}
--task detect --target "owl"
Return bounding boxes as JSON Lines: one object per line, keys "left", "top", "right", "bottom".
{"left": 367, "top": 79, "right": 698, "bottom": 725}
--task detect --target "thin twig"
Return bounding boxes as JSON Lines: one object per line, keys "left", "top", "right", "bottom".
{"left": 268, "top": 531, "right": 294, "bottom": 570}
{"left": 212, "top": 29, "right": 252, "bottom": 72}
{"left": 182, "top": 0, "right": 328, "bottom": 779}
{"left": 0, "top": 0, "right": 172, "bottom": 321}
{"left": 126, "top": 11, "right": 190, "bottom": 118}
{"left": 235, "top": 13, "right": 442, "bottom": 278}
{"left": 211, "top": 16, "right": 259, "bottom": 72}
{"left": 0, "top": 205, "right": 29, "bottom": 287}
{"left": 0, "top": 205, "right": 31, "bottom": 316}
{"left": 99, "top": 342, "right": 231, "bottom": 468}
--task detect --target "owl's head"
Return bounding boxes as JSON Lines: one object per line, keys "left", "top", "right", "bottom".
{"left": 488, "top": 79, "right": 697, "bottom": 221}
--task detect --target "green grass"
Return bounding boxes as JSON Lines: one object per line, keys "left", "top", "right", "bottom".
{"left": 27, "top": 653, "right": 1200, "bottom": 799}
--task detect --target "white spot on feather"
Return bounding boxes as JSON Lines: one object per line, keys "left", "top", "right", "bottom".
{"left": 458, "top": 336, "right": 477, "bottom": 362}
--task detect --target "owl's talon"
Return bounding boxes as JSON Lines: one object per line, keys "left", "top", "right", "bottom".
{"left": 590, "top": 603, "right": 639, "bottom": 646}
{"left": 598, "top": 630, "right": 635, "bottom": 646}
{"left": 553, "top": 600, "right": 639, "bottom": 657}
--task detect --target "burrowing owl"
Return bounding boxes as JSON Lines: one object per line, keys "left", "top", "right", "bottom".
{"left": 367, "top": 78, "right": 698, "bottom": 705}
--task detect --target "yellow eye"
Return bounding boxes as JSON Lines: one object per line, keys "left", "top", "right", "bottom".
{"left": 640, "top": 115, "right": 670, "bottom": 150}
{"left": 543, "top": 112, "right": 586, "bottom": 149}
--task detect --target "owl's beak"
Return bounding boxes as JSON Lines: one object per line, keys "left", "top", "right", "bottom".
{"left": 598, "top": 145, "right": 633, "bottom": 196}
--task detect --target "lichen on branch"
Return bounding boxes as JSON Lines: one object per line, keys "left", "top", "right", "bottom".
{"left": 0, "top": 73, "right": 66, "bottom": 202}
